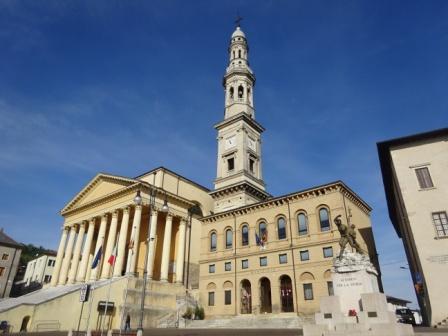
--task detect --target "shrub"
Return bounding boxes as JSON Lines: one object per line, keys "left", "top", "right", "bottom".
{"left": 194, "top": 305, "right": 205, "bottom": 320}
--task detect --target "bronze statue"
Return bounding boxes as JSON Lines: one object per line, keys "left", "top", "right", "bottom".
{"left": 334, "top": 215, "right": 365, "bottom": 258}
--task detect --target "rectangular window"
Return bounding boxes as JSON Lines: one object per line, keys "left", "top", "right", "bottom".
{"left": 47, "top": 260, "right": 52, "bottom": 266}
{"left": 304, "top": 283, "right": 314, "bottom": 300}
{"left": 415, "top": 167, "right": 434, "bottom": 189}
{"left": 1, "top": 254, "right": 8, "bottom": 261}
{"left": 242, "top": 259, "right": 249, "bottom": 269}
{"left": 259, "top": 256, "right": 267, "bottom": 267}
{"left": 432, "top": 211, "right": 448, "bottom": 237}
{"left": 225, "top": 261, "right": 232, "bottom": 272}
{"left": 225, "top": 290, "right": 232, "bottom": 305}
{"left": 323, "top": 247, "right": 333, "bottom": 258}
{"left": 327, "top": 281, "right": 334, "bottom": 296}
{"left": 249, "top": 158, "right": 255, "bottom": 173}
{"left": 227, "top": 158, "right": 235, "bottom": 171}
{"left": 0, "top": 267, "right": 5, "bottom": 277}
{"left": 209, "top": 264, "right": 215, "bottom": 273}
{"left": 300, "top": 250, "right": 309, "bottom": 261}
{"left": 208, "top": 292, "right": 215, "bottom": 306}
{"left": 279, "top": 253, "right": 287, "bottom": 264}
{"left": 44, "top": 275, "right": 52, "bottom": 283}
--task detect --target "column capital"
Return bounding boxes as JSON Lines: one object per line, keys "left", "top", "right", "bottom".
{"left": 102, "top": 213, "right": 109, "bottom": 219}
{"left": 89, "top": 217, "right": 96, "bottom": 224}
{"left": 122, "top": 206, "right": 131, "bottom": 214}
{"left": 134, "top": 204, "right": 142, "bottom": 211}
{"left": 112, "top": 210, "right": 119, "bottom": 218}
{"left": 166, "top": 213, "right": 174, "bottom": 220}
{"left": 180, "top": 217, "right": 188, "bottom": 225}
{"left": 62, "top": 225, "right": 70, "bottom": 232}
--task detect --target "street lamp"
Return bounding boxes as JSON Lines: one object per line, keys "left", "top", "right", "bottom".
{"left": 136, "top": 187, "right": 168, "bottom": 336}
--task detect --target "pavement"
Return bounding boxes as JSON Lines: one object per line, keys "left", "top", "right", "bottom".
{"left": 414, "top": 327, "right": 448, "bottom": 336}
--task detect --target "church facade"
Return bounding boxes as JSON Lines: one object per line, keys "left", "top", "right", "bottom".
{"left": 0, "top": 25, "right": 381, "bottom": 331}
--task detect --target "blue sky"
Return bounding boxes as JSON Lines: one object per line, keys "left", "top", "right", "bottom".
{"left": 1, "top": 1, "right": 447, "bottom": 307}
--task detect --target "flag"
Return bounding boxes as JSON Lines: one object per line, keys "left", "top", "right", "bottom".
{"left": 255, "top": 232, "right": 262, "bottom": 246}
{"left": 108, "top": 243, "right": 117, "bottom": 265}
{"left": 91, "top": 246, "right": 102, "bottom": 269}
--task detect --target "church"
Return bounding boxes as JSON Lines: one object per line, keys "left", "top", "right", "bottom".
{"left": 0, "top": 25, "right": 380, "bottom": 332}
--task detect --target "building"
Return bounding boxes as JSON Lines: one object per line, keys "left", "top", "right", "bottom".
{"left": 23, "top": 253, "right": 57, "bottom": 287}
{"left": 0, "top": 229, "right": 23, "bottom": 299}
{"left": 378, "top": 128, "right": 448, "bottom": 327}
{"left": 0, "top": 24, "right": 380, "bottom": 331}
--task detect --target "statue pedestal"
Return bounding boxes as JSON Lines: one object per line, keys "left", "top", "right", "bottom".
{"left": 303, "top": 250, "right": 414, "bottom": 336}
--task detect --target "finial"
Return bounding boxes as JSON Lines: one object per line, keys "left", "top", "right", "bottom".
{"left": 235, "top": 14, "right": 243, "bottom": 28}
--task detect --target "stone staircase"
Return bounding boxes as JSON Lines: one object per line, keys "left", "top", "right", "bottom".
{"left": 185, "top": 313, "right": 310, "bottom": 329}
{"left": 119, "top": 278, "right": 188, "bottom": 328}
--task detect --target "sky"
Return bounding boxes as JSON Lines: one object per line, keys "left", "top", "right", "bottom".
{"left": 1, "top": 0, "right": 447, "bottom": 308}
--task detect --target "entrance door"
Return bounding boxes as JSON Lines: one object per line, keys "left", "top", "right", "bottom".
{"left": 240, "top": 279, "right": 252, "bottom": 314}
{"left": 259, "top": 277, "right": 272, "bottom": 313}
{"left": 280, "top": 275, "right": 294, "bottom": 312}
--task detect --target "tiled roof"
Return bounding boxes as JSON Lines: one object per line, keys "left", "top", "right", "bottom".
{"left": 0, "top": 230, "right": 22, "bottom": 248}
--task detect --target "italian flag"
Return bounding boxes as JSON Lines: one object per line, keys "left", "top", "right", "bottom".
{"left": 107, "top": 244, "right": 117, "bottom": 265}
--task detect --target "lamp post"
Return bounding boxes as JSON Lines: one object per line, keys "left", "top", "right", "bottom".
{"left": 136, "top": 188, "right": 168, "bottom": 336}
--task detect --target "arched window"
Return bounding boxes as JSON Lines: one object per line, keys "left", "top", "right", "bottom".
{"left": 242, "top": 225, "right": 249, "bottom": 246}
{"left": 277, "top": 217, "right": 287, "bottom": 240}
{"left": 225, "top": 229, "right": 233, "bottom": 249}
{"left": 210, "top": 232, "right": 217, "bottom": 251}
{"left": 319, "top": 208, "right": 330, "bottom": 232}
{"left": 247, "top": 87, "right": 251, "bottom": 101}
{"left": 297, "top": 213, "right": 308, "bottom": 236}
{"left": 233, "top": 50, "right": 236, "bottom": 59}
{"left": 238, "top": 85, "right": 244, "bottom": 98}
{"left": 229, "top": 87, "right": 234, "bottom": 99}
{"left": 258, "top": 221, "right": 268, "bottom": 244}
{"left": 238, "top": 49, "right": 242, "bottom": 58}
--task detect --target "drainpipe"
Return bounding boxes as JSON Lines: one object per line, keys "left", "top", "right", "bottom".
{"left": 287, "top": 200, "right": 299, "bottom": 315}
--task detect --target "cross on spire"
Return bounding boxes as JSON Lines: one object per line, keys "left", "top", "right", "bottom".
{"left": 235, "top": 14, "right": 243, "bottom": 27}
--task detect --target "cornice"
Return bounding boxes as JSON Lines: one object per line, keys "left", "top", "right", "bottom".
{"left": 209, "top": 181, "right": 270, "bottom": 201}
{"left": 214, "top": 112, "right": 265, "bottom": 133}
{"left": 202, "top": 181, "right": 371, "bottom": 223}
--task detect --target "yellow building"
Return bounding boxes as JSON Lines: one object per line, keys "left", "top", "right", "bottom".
{"left": 0, "top": 24, "right": 381, "bottom": 332}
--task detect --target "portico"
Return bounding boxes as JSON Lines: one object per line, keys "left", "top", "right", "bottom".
{"left": 50, "top": 172, "right": 201, "bottom": 287}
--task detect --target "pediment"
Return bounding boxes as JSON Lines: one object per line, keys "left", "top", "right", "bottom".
{"left": 61, "top": 173, "right": 137, "bottom": 214}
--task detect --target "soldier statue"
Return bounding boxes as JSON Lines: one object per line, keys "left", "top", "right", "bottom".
{"left": 334, "top": 215, "right": 365, "bottom": 259}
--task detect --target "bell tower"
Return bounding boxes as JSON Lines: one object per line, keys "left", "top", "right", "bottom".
{"left": 210, "top": 23, "right": 270, "bottom": 213}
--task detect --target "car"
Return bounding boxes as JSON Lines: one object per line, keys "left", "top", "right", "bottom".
{"left": 396, "top": 308, "right": 416, "bottom": 325}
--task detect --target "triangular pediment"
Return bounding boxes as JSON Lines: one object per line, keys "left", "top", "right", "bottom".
{"left": 61, "top": 173, "right": 137, "bottom": 214}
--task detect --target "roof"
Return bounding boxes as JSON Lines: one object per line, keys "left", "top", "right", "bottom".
{"left": 0, "top": 229, "right": 22, "bottom": 249}
{"left": 386, "top": 295, "right": 412, "bottom": 305}
{"left": 231, "top": 26, "right": 246, "bottom": 38}
{"left": 134, "top": 166, "right": 210, "bottom": 192}
{"left": 202, "top": 180, "right": 372, "bottom": 221}
{"left": 377, "top": 128, "right": 448, "bottom": 237}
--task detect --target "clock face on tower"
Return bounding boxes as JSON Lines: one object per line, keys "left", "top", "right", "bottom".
{"left": 225, "top": 136, "right": 236, "bottom": 150}
{"left": 247, "top": 137, "right": 256, "bottom": 151}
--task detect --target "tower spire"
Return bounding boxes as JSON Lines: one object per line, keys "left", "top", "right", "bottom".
{"left": 210, "top": 24, "right": 270, "bottom": 213}
{"left": 235, "top": 14, "right": 243, "bottom": 28}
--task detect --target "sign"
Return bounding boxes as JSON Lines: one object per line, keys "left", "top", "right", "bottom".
{"left": 80, "top": 284, "right": 90, "bottom": 302}
{"left": 97, "top": 301, "right": 115, "bottom": 314}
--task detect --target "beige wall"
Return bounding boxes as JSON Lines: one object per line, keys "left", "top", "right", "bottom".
{"left": 199, "top": 183, "right": 376, "bottom": 317}
{"left": 390, "top": 136, "right": 448, "bottom": 325}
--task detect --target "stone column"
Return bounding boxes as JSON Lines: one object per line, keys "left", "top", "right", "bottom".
{"left": 68, "top": 222, "right": 86, "bottom": 284}
{"left": 76, "top": 218, "right": 95, "bottom": 282}
{"left": 160, "top": 214, "right": 173, "bottom": 282}
{"left": 127, "top": 205, "right": 142, "bottom": 275}
{"left": 175, "top": 218, "right": 187, "bottom": 283}
{"left": 101, "top": 210, "right": 119, "bottom": 279}
{"left": 114, "top": 207, "right": 130, "bottom": 277}
{"left": 90, "top": 214, "right": 108, "bottom": 281}
{"left": 146, "top": 209, "right": 159, "bottom": 279}
{"left": 58, "top": 225, "right": 77, "bottom": 285}
{"left": 50, "top": 226, "right": 69, "bottom": 286}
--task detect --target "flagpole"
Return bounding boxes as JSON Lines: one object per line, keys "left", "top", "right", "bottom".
{"left": 86, "top": 245, "right": 103, "bottom": 335}
{"left": 119, "top": 274, "right": 131, "bottom": 336}
{"left": 101, "top": 233, "right": 120, "bottom": 336}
